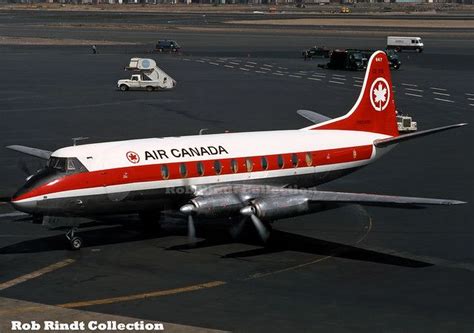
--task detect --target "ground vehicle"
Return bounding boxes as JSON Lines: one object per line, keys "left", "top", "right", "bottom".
{"left": 318, "top": 49, "right": 366, "bottom": 71}
{"left": 397, "top": 113, "right": 418, "bottom": 133}
{"left": 355, "top": 49, "right": 401, "bottom": 70}
{"left": 302, "top": 46, "right": 331, "bottom": 59}
{"left": 155, "top": 40, "right": 180, "bottom": 53}
{"left": 387, "top": 36, "right": 423, "bottom": 53}
{"left": 340, "top": 6, "right": 351, "bottom": 13}
{"left": 117, "top": 58, "right": 176, "bottom": 91}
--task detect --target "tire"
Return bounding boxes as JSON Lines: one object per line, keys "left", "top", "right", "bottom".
{"left": 120, "top": 84, "right": 129, "bottom": 91}
{"left": 158, "top": 48, "right": 163, "bottom": 52}
{"left": 70, "top": 237, "right": 82, "bottom": 250}
{"left": 145, "top": 86, "right": 154, "bottom": 92}
{"left": 416, "top": 48, "right": 422, "bottom": 53}
{"left": 172, "top": 48, "right": 177, "bottom": 52}
{"left": 393, "top": 64, "right": 399, "bottom": 70}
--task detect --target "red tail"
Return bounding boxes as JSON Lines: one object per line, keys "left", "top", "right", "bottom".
{"left": 308, "top": 51, "right": 399, "bottom": 137}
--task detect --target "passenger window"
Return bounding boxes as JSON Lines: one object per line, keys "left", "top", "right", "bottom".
{"left": 306, "top": 152, "right": 313, "bottom": 166}
{"left": 179, "top": 163, "right": 187, "bottom": 177}
{"left": 261, "top": 157, "right": 268, "bottom": 170}
{"left": 214, "top": 160, "right": 222, "bottom": 175}
{"left": 291, "top": 153, "right": 298, "bottom": 168}
{"left": 246, "top": 159, "right": 253, "bottom": 172}
{"left": 230, "top": 159, "right": 238, "bottom": 173}
{"left": 161, "top": 165, "right": 169, "bottom": 179}
{"left": 197, "top": 161, "right": 204, "bottom": 176}
{"left": 277, "top": 155, "right": 284, "bottom": 169}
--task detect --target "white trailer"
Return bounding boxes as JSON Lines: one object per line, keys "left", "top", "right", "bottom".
{"left": 117, "top": 58, "right": 176, "bottom": 92}
{"left": 387, "top": 36, "right": 424, "bottom": 53}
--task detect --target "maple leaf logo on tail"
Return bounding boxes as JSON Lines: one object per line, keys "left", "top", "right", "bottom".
{"left": 370, "top": 78, "right": 390, "bottom": 112}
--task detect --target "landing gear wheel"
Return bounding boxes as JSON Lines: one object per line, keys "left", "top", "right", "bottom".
{"left": 66, "top": 227, "right": 82, "bottom": 250}
{"left": 70, "top": 237, "right": 83, "bottom": 250}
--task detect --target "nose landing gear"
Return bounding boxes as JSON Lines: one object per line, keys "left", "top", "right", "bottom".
{"left": 66, "top": 227, "right": 82, "bottom": 250}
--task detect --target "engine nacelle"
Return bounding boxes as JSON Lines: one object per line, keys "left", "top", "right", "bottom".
{"left": 185, "top": 194, "right": 245, "bottom": 218}
{"left": 251, "top": 195, "right": 311, "bottom": 221}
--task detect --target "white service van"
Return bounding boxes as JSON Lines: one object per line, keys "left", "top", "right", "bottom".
{"left": 387, "top": 36, "right": 424, "bottom": 53}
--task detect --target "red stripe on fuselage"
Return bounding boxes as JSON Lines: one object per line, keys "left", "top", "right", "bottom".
{"left": 13, "top": 145, "right": 373, "bottom": 201}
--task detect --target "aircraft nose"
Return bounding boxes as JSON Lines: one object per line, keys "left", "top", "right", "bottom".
{"left": 11, "top": 198, "right": 37, "bottom": 214}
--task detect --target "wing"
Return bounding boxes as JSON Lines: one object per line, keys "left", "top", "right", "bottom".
{"left": 296, "top": 109, "right": 331, "bottom": 125}
{"left": 6, "top": 145, "right": 52, "bottom": 160}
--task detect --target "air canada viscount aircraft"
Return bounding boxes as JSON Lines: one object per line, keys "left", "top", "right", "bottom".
{"left": 5, "top": 51, "right": 466, "bottom": 250}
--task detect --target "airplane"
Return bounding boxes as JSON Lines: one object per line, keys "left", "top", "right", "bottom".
{"left": 3, "top": 51, "right": 467, "bottom": 250}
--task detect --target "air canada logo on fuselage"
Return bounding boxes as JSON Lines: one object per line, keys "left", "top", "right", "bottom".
{"left": 145, "top": 145, "right": 229, "bottom": 161}
{"left": 126, "top": 151, "right": 140, "bottom": 164}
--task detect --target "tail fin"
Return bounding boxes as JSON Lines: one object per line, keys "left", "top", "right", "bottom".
{"left": 305, "top": 50, "right": 398, "bottom": 137}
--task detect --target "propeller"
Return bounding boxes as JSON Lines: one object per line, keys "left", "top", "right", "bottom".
{"left": 180, "top": 203, "right": 197, "bottom": 244}
{"left": 239, "top": 205, "right": 270, "bottom": 242}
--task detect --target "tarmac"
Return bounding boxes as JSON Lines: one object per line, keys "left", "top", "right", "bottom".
{"left": 0, "top": 10, "right": 472, "bottom": 333}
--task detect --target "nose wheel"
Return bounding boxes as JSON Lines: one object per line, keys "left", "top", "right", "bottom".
{"left": 66, "top": 227, "right": 82, "bottom": 250}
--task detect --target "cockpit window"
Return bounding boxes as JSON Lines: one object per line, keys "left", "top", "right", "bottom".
{"left": 48, "top": 157, "right": 87, "bottom": 173}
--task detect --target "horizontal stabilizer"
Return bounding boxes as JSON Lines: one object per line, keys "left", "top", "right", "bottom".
{"left": 6, "top": 145, "right": 52, "bottom": 160}
{"left": 297, "top": 109, "right": 331, "bottom": 124}
{"left": 308, "top": 190, "right": 465, "bottom": 207}
{"left": 374, "top": 123, "right": 467, "bottom": 148}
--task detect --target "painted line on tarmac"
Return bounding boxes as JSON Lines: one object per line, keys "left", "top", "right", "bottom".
{"left": 401, "top": 83, "right": 418, "bottom": 87}
{"left": 224, "top": 65, "right": 234, "bottom": 69}
{"left": 308, "top": 77, "right": 321, "bottom": 81}
{"left": 353, "top": 84, "right": 362, "bottom": 88}
{"left": 208, "top": 62, "right": 219, "bottom": 66}
{"left": 434, "top": 98, "right": 454, "bottom": 103}
{"left": 405, "top": 93, "right": 423, "bottom": 98}
{"left": 469, "top": 104, "right": 474, "bottom": 107}
{"left": 329, "top": 80, "right": 345, "bottom": 85}
{"left": 247, "top": 61, "right": 257, "bottom": 65}
{"left": 262, "top": 64, "right": 273, "bottom": 67}
{"left": 430, "top": 87, "right": 447, "bottom": 91}
{"left": 57, "top": 281, "right": 226, "bottom": 309}
{"left": 259, "top": 67, "right": 271, "bottom": 71}
{"left": 465, "top": 93, "right": 474, "bottom": 96}
{"left": 195, "top": 60, "right": 205, "bottom": 63}
{"left": 0, "top": 259, "right": 75, "bottom": 291}
{"left": 289, "top": 75, "right": 302, "bottom": 78}
{"left": 432, "top": 91, "right": 450, "bottom": 97}
{"left": 272, "top": 72, "right": 284, "bottom": 76}
{"left": 405, "top": 88, "right": 423, "bottom": 93}
{"left": 244, "top": 64, "right": 254, "bottom": 68}
{"left": 255, "top": 70, "right": 267, "bottom": 74}
{"left": 239, "top": 68, "right": 250, "bottom": 71}
{"left": 467, "top": 97, "right": 474, "bottom": 101}
{"left": 332, "top": 74, "right": 346, "bottom": 78}
{"left": 229, "top": 62, "right": 240, "bottom": 65}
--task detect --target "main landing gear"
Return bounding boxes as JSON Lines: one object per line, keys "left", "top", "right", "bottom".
{"left": 66, "top": 227, "right": 82, "bottom": 250}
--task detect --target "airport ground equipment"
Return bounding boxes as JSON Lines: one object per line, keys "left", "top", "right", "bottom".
{"left": 302, "top": 46, "right": 331, "bottom": 59}
{"left": 117, "top": 58, "right": 176, "bottom": 91}
{"left": 387, "top": 36, "right": 424, "bottom": 53}
{"left": 318, "top": 49, "right": 366, "bottom": 71}
{"left": 397, "top": 113, "right": 418, "bottom": 133}
{"left": 155, "top": 40, "right": 181, "bottom": 53}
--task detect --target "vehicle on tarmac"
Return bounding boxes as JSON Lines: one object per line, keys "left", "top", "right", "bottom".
{"left": 355, "top": 49, "right": 401, "bottom": 70}
{"left": 387, "top": 36, "right": 424, "bottom": 53}
{"left": 302, "top": 46, "right": 331, "bottom": 59}
{"left": 117, "top": 58, "right": 176, "bottom": 91}
{"left": 318, "top": 49, "right": 366, "bottom": 70}
{"left": 155, "top": 40, "right": 181, "bottom": 53}
{"left": 5, "top": 51, "right": 466, "bottom": 250}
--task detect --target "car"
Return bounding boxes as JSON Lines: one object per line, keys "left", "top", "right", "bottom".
{"left": 302, "top": 46, "right": 331, "bottom": 59}
{"left": 155, "top": 40, "right": 181, "bottom": 53}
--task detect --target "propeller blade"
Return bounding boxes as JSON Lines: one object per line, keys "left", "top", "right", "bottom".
{"left": 18, "top": 159, "right": 32, "bottom": 177}
{"left": 187, "top": 214, "right": 196, "bottom": 243}
{"left": 230, "top": 216, "right": 248, "bottom": 239}
{"left": 250, "top": 214, "right": 269, "bottom": 242}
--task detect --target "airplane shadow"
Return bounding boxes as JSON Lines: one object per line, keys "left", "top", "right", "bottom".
{"left": 0, "top": 217, "right": 432, "bottom": 268}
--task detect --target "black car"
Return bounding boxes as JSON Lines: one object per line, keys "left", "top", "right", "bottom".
{"left": 352, "top": 49, "right": 401, "bottom": 70}
{"left": 302, "top": 46, "right": 331, "bottom": 59}
{"left": 155, "top": 40, "right": 181, "bottom": 53}
{"left": 318, "top": 50, "right": 366, "bottom": 71}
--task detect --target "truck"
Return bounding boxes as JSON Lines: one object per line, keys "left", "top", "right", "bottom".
{"left": 117, "top": 58, "right": 176, "bottom": 92}
{"left": 387, "top": 36, "right": 424, "bottom": 53}
{"left": 397, "top": 112, "right": 418, "bottom": 133}
{"left": 318, "top": 49, "right": 366, "bottom": 71}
